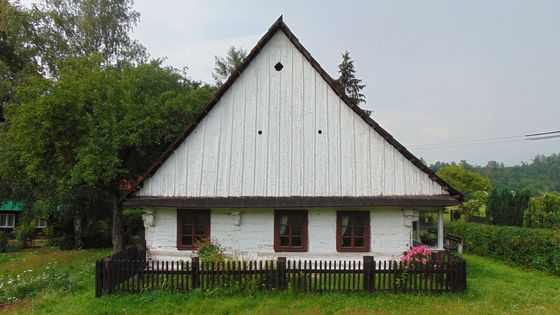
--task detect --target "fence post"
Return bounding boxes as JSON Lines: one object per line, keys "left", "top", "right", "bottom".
{"left": 363, "top": 256, "right": 374, "bottom": 292}
{"left": 277, "top": 257, "right": 287, "bottom": 290}
{"left": 95, "top": 260, "right": 101, "bottom": 297}
{"left": 191, "top": 257, "right": 200, "bottom": 289}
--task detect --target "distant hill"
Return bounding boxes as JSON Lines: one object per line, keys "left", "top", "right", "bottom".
{"left": 429, "top": 153, "right": 560, "bottom": 193}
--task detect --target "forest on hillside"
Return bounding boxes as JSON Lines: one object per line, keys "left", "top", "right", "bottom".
{"left": 430, "top": 153, "right": 560, "bottom": 193}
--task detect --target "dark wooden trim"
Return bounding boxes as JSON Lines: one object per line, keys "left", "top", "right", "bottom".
{"left": 124, "top": 195, "right": 460, "bottom": 208}
{"left": 120, "top": 16, "right": 465, "bottom": 204}
{"left": 336, "top": 211, "right": 371, "bottom": 252}
{"left": 274, "top": 210, "right": 308, "bottom": 252}
{"left": 176, "top": 209, "right": 211, "bottom": 250}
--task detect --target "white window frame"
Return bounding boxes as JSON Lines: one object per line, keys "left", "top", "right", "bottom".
{"left": 0, "top": 213, "right": 16, "bottom": 228}
{"left": 36, "top": 219, "right": 47, "bottom": 228}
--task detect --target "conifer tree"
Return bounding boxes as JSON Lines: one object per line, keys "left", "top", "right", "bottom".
{"left": 336, "top": 51, "right": 366, "bottom": 106}
{"left": 212, "top": 46, "right": 247, "bottom": 86}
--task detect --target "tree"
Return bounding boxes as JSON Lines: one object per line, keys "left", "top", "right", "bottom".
{"left": 212, "top": 46, "right": 246, "bottom": 86}
{"left": 34, "top": 0, "right": 147, "bottom": 74}
{"left": 436, "top": 165, "right": 491, "bottom": 197}
{"left": 0, "top": 57, "right": 215, "bottom": 252}
{"left": 523, "top": 193, "right": 560, "bottom": 228}
{"left": 437, "top": 165, "right": 492, "bottom": 221}
{"left": 486, "top": 188, "right": 532, "bottom": 226}
{"left": 0, "top": 0, "right": 43, "bottom": 122}
{"left": 335, "top": 51, "right": 366, "bottom": 106}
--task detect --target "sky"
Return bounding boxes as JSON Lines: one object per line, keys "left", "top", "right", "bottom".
{"left": 22, "top": 0, "right": 560, "bottom": 166}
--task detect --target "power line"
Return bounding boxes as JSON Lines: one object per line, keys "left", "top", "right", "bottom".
{"left": 408, "top": 130, "right": 560, "bottom": 150}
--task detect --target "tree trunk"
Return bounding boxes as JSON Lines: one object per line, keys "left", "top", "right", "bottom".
{"left": 112, "top": 192, "right": 124, "bottom": 254}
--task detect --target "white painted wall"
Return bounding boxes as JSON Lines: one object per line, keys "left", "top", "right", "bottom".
{"left": 143, "top": 207, "right": 425, "bottom": 262}
{"left": 136, "top": 30, "right": 447, "bottom": 199}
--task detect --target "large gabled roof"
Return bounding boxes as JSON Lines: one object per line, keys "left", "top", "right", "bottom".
{"left": 121, "top": 16, "right": 464, "bottom": 204}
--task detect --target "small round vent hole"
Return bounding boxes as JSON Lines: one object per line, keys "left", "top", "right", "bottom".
{"left": 318, "top": 130, "right": 323, "bottom": 134}
{"left": 274, "top": 62, "right": 284, "bottom": 71}
{"left": 258, "top": 130, "right": 263, "bottom": 135}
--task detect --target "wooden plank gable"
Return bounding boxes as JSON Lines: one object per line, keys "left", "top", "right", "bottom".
{"left": 124, "top": 17, "right": 463, "bottom": 206}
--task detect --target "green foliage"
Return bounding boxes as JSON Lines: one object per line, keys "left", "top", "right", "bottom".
{"left": 0, "top": 231, "right": 8, "bottom": 252}
{"left": 436, "top": 165, "right": 491, "bottom": 197}
{"left": 446, "top": 221, "right": 560, "bottom": 275}
{"left": 13, "top": 222, "right": 35, "bottom": 248}
{"left": 336, "top": 51, "right": 366, "bottom": 106}
{"left": 194, "top": 238, "right": 230, "bottom": 262}
{"left": 486, "top": 188, "right": 532, "bottom": 226}
{"left": 430, "top": 154, "right": 560, "bottom": 194}
{"left": 212, "top": 46, "right": 247, "bottom": 86}
{"left": 524, "top": 193, "right": 560, "bottom": 228}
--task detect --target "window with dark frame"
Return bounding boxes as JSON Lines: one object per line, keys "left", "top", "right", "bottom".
{"left": 336, "top": 211, "right": 370, "bottom": 252}
{"left": 274, "top": 210, "right": 308, "bottom": 252}
{"left": 177, "top": 209, "right": 210, "bottom": 250}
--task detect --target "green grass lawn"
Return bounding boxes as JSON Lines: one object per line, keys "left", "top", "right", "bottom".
{"left": 1, "top": 247, "right": 559, "bottom": 314}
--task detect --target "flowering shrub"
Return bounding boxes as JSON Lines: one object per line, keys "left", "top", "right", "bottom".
{"left": 400, "top": 245, "right": 432, "bottom": 265}
{"left": 194, "top": 237, "right": 230, "bottom": 262}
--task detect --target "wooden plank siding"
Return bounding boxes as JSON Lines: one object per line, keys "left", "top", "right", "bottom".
{"left": 135, "top": 31, "right": 450, "bottom": 199}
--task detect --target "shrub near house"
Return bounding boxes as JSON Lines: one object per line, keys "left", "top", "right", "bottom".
{"left": 446, "top": 222, "right": 560, "bottom": 275}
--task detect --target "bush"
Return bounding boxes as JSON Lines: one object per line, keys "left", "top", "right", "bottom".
{"left": 194, "top": 237, "right": 230, "bottom": 262}
{"left": 0, "top": 231, "right": 8, "bottom": 252}
{"left": 446, "top": 221, "right": 560, "bottom": 275}
{"left": 524, "top": 193, "right": 560, "bottom": 228}
{"left": 13, "top": 223, "right": 35, "bottom": 248}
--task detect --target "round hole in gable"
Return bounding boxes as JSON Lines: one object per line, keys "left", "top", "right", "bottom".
{"left": 258, "top": 130, "right": 263, "bottom": 135}
{"left": 318, "top": 129, "right": 323, "bottom": 134}
{"left": 274, "top": 62, "right": 284, "bottom": 71}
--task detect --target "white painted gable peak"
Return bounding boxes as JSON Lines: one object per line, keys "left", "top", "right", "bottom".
{"left": 124, "top": 17, "right": 463, "bottom": 205}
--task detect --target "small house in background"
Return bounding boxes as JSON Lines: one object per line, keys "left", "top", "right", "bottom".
{"left": 0, "top": 200, "right": 47, "bottom": 236}
{"left": 122, "top": 17, "right": 463, "bottom": 262}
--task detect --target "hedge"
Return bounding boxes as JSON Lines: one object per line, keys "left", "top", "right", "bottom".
{"left": 446, "top": 222, "right": 560, "bottom": 275}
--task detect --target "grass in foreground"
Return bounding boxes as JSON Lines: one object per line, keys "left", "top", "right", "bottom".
{"left": 1, "top": 248, "right": 559, "bottom": 315}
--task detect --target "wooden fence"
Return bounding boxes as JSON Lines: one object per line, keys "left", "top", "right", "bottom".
{"left": 95, "top": 248, "right": 467, "bottom": 296}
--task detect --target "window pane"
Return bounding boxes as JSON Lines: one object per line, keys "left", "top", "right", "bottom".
{"left": 183, "top": 214, "right": 193, "bottom": 224}
{"left": 183, "top": 223, "right": 192, "bottom": 235}
{"left": 290, "top": 215, "right": 304, "bottom": 225}
{"left": 342, "top": 237, "right": 352, "bottom": 247}
{"left": 279, "top": 225, "right": 289, "bottom": 236}
{"left": 195, "top": 224, "right": 206, "bottom": 235}
{"left": 353, "top": 214, "right": 366, "bottom": 225}
{"left": 354, "top": 237, "right": 364, "bottom": 247}
{"left": 354, "top": 226, "right": 364, "bottom": 237}
{"left": 291, "top": 237, "right": 302, "bottom": 247}
{"left": 195, "top": 214, "right": 206, "bottom": 225}
{"left": 291, "top": 225, "right": 302, "bottom": 236}
{"left": 280, "top": 236, "right": 289, "bottom": 246}
{"left": 0, "top": 215, "right": 5, "bottom": 227}
{"left": 182, "top": 235, "right": 193, "bottom": 246}
{"left": 7, "top": 215, "right": 14, "bottom": 227}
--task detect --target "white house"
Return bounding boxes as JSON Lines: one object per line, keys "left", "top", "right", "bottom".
{"left": 121, "top": 17, "right": 463, "bottom": 262}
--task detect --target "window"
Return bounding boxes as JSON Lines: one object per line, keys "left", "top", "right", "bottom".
{"left": 177, "top": 209, "right": 210, "bottom": 250}
{"left": 0, "top": 214, "right": 15, "bottom": 228}
{"left": 336, "top": 211, "right": 370, "bottom": 252}
{"left": 274, "top": 210, "right": 308, "bottom": 252}
{"left": 36, "top": 219, "right": 47, "bottom": 228}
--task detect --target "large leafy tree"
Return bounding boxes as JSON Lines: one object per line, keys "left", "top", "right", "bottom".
{"left": 0, "top": 0, "right": 43, "bottom": 122}
{"left": 0, "top": 57, "right": 215, "bottom": 252}
{"left": 437, "top": 165, "right": 492, "bottom": 221}
{"left": 336, "top": 51, "right": 366, "bottom": 107}
{"left": 33, "top": 0, "right": 147, "bottom": 73}
{"left": 212, "top": 46, "right": 246, "bottom": 86}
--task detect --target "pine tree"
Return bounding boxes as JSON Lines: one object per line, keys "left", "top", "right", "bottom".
{"left": 336, "top": 51, "right": 366, "bottom": 106}
{"left": 212, "top": 46, "right": 247, "bottom": 86}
